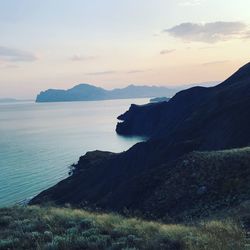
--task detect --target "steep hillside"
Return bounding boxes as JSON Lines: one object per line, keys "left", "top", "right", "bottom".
{"left": 117, "top": 63, "right": 250, "bottom": 150}
{"left": 32, "top": 146, "right": 250, "bottom": 221}
{"left": 32, "top": 63, "right": 250, "bottom": 222}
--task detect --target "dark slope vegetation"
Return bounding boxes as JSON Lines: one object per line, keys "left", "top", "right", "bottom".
{"left": 31, "top": 147, "right": 250, "bottom": 221}
{"left": 32, "top": 62, "right": 250, "bottom": 221}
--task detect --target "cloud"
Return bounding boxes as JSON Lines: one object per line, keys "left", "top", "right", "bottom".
{"left": 243, "top": 31, "right": 250, "bottom": 39}
{"left": 0, "top": 46, "right": 37, "bottom": 62}
{"left": 199, "top": 46, "right": 217, "bottom": 50}
{"left": 0, "top": 64, "right": 19, "bottom": 70}
{"left": 3, "top": 64, "right": 19, "bottom": 69}
{"left": 179, "top": 0, "right": 205, "bottom": 6}
{"left": 164, "top": 21, "right": 248, "bottom": 43}
{"left": 71, "top": 55, "right": 96, "bottom": 61}
{"left": 126, "top": 69, "right": 150, "bottom": 74}
{"left": 160, "top": 49, "right": 176, "bottom": 55}
{"left": 85, "top": 70, "right": 117, "bottom": 76}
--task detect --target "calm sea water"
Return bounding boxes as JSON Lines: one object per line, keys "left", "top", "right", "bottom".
{"left": 0, "top": 99, "right": 148, "bottom": 206}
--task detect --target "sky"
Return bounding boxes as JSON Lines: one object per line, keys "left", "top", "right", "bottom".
{"left": 0, "top": 0, "right": 250, "bottom": 98}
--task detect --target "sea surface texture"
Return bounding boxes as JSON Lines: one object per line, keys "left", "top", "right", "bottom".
{"left": 0, "top": 99, "right": 147, "bottom": 206}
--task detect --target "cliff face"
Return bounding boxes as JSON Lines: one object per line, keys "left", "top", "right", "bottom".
{"left": 117, "top": 63, "right": 250, "bottom": 149}
{"left": 116, "top": 102, "right": 166, "bottom": 136}
{"left": 31, "top": 63, "right": 250, "bottom": 221}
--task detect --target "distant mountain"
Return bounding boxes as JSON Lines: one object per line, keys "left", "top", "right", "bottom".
{"left": 109, "top": 85, "right": 176, "bottom": 99}
{"left": 31, "top": 63, "right": 250, "bottom": 221}
{"left": 35, "top": 84, "right": 177, "bottom": 102}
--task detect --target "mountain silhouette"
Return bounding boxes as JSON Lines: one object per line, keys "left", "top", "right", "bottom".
{"left": 36, "top": 84, "right": 177, "bottom": 102}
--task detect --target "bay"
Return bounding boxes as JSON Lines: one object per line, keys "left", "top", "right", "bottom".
{"left": 0, "top": 98, "right": 147, "bottom": 206}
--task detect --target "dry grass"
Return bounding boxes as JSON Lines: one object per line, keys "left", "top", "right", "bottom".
{"left": 0, "top": 205, "right": 246, "bottom": 249}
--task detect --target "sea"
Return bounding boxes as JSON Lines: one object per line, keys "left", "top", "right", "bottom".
{"left": 0, "top": 98, "right": 148, "bottom": 206}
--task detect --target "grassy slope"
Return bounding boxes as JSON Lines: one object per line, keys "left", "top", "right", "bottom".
{"left": 140, "top": 147, "right": 250, "bottom": 221}
{"left": 3, "top": 148, "right": 250, "bottom": 249}
{"left": 0, "top": 206, "right": 246, "bottom": 250}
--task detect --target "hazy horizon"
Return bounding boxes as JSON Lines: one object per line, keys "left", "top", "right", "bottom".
{"left": 0, "top": 0, "right": 250, "bottom": 98}
{"left": 0, "top": 81, "right": 220, "bottom": 100}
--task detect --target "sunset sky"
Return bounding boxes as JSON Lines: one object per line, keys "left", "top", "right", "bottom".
{"left": 0, "top": 0, "right": 250, "bottom": 98}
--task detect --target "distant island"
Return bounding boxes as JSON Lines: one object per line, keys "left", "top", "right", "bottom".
{"left": 149, "top": 97, "right": 169, "bottom": 103}
{"left": 36, "top": 84, "right": 178, "bottom": 103}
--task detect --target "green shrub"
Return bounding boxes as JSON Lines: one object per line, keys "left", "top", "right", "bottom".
{"left": 44, "top": 230, "right": 53, "bottom": 242}
{"left": 0, "top": 206, "right": 246, "bottom": 250}
{"left": 79, "top": 218, "right": 94, "bottom": 230}
{"left": 0, "top": 238, "right": 19, "bottom": 250}
{"left": 0, "top": 216, "right": 12, "bottom": 227}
